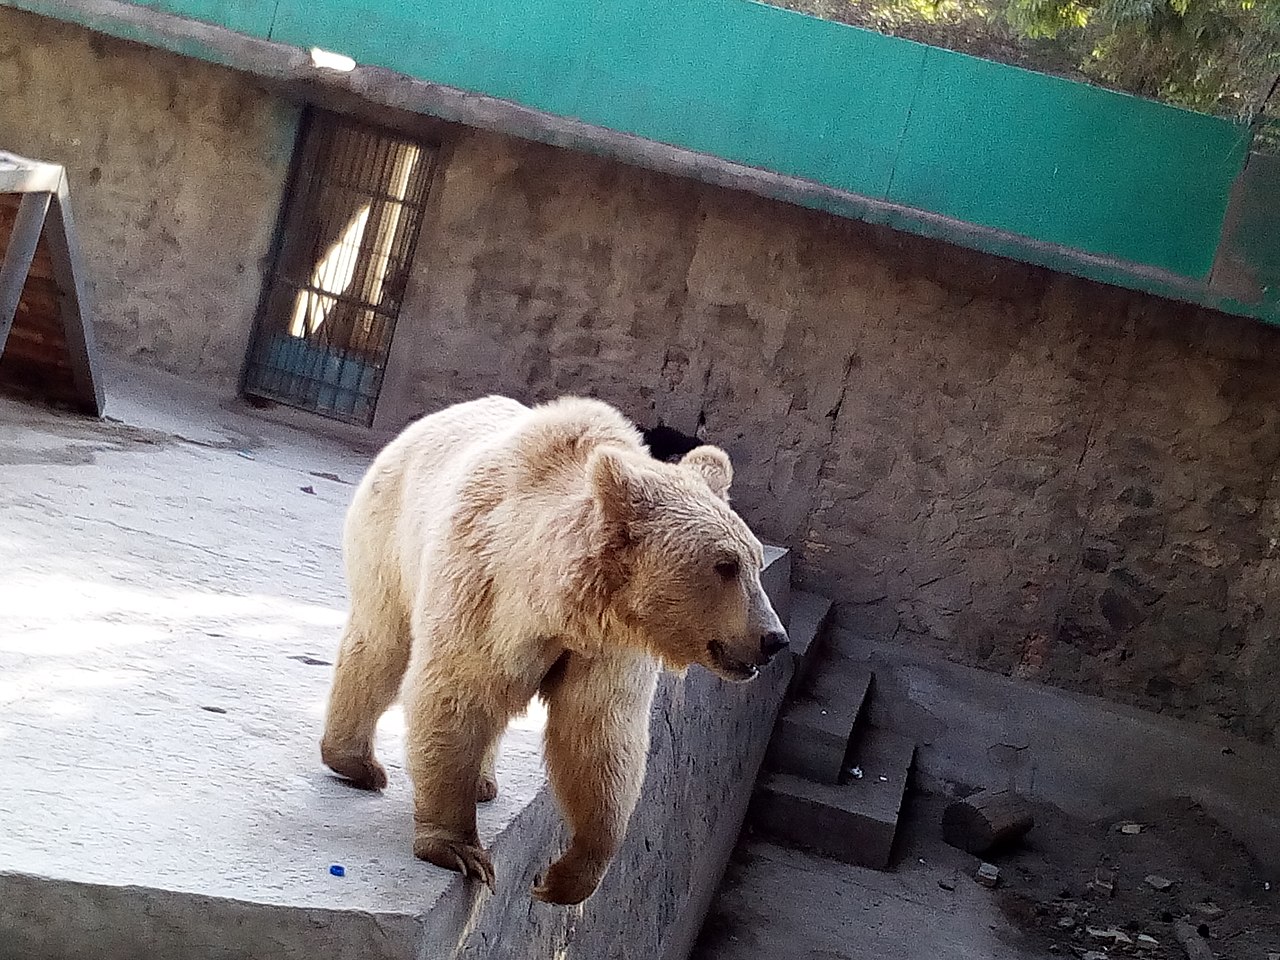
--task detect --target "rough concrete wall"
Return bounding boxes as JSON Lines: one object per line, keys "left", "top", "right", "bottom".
{"left": 382, "top": 129, "right": 1280, "bottom": 747}
{"left": 0, "top": 8, "right": 298, "bottom": 386}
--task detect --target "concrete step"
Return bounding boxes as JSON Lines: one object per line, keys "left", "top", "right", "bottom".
{"left": 764, "top": 657, "right": 872, "bottom": 784}
{"left": 784, "top": 590, "right": 834, "bottom": 699}
{"left": 750, "top": 728, "right": 916, "bottom": 870}
{"left": 761, "top": 545, "right": 792, "bottom": 626}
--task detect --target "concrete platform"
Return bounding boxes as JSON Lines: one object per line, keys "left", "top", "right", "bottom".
{"left": 0, "top": 364, "right": 794, "bottom": 960}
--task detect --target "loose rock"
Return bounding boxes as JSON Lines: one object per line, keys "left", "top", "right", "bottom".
{"left": 1144, "top": 874, "right": 1175, "bottom": 891}
{"left": 942, "top": 788, "right": 1036, "bottom": 855}
{"left": 976, "top": 862, "right": 1000, "bottom": 888}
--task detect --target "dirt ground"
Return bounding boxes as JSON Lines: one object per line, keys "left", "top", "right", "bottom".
{"left": 990, "top": 794, "right": 1280, "bottom": 960}
{"left": 694, "top": 791, "right": 1279, "bottom": 960}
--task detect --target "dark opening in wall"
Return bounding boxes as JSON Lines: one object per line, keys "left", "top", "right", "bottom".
{"left": 641, "top": 424, "right": 702, "bottom": 462}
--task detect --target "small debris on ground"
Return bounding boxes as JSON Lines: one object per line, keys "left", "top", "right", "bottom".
{"left": 848, "top": 766, "right": 863, "bottom": 780}
{"left": 200, "top": 705, "right": 228, "bottom": 714}
{"left": 1118, "top": 822, "right": 1145, "bottom": 835}
{"left": 1087, "top": 925, "right": 1133, "bottom": 944}
{"left": 288, "top": 654, "right": 332, "bottom": 666}
{"left": 300, "top": 485, "right": 316, "bottom": 494}
{"left": 1082, "top": 952, "right": 1108, "bottom": 960}
{"left": 1144, "top": 874, "right": 1175, "bottom": 891}
{"left": 976, "top": 862, "right": 1001, "bottom": 887}
{"left": 236, "top": 450, "right": 255, "bottom": 460}
{"left": 938, "top": 878, "right": 956, "bottom": 891}
{"left": 310, "top": 471, "right": 345, "bottom": 483}
{"left": 991, "top": 797, "right": 1278, "bottom": 960}
{"left": 329, "top": 864, "right": 345, "bottom": 877}
{"left": 1191, "top": 901, "right": 1224, "bottom": 920}
{"left": 1087, "top": 868, "right": 1116, "bottom": 899}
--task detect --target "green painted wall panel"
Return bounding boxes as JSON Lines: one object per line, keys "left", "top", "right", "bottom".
{"left": 743, "top": 13, "right": 925, "bottom": 196}
{"left": 567, "top": 0, "right": 772, "bottom": 159}
{"left": 133, "top": 0, "right": 274, "bottom": 36}
{"left": 269, "top": 0, "right": 594, "bottom": 119}
{"left": 888, "top": 47, "right": 1251, "bottom": 279}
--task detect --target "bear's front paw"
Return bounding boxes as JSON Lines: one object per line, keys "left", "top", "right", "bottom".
{"left": 476, "top": 774, "right": 499, "bottom": 803}
{"left": 531, "top": 850, "right": 607, "bottom": 905}
{"left": 414, "top": 831, "right": 495, "bottom": 890}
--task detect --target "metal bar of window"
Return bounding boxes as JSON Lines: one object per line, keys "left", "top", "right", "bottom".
{"left": 242, "top": 109, "right": 437, "bottom": 426}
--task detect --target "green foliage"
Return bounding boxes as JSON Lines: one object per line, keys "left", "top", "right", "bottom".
{"left": 774, "top": 0, "right": 1280, "bottom": 130}
{"left": 1002, "top": 0, "right": 1280, "bottom": 117}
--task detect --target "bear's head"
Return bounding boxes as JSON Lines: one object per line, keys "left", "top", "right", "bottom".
{"left": 590, "top": 443, "right": 788, "bottom": 681}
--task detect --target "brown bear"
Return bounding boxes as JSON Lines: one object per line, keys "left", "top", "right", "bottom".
{"left": 320, "top": 395, "right": 787, "bottom": 905}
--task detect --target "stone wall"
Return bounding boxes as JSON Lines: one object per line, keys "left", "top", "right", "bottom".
{"left": 382, "top": 129, "right": 1280, "bottom": 746}
{"left": 5, "top": 9, "right": 1277, "bottom": 746}
{"left": 0, "top": 7, "right": 298, "bottom": 387}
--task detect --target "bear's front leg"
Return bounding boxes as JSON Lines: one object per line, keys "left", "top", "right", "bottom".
{"left": 403, "top": 673, "right": 504, "bottom": 889}
{"left": 534, "top": 653, "right": 657, "bottom": 905}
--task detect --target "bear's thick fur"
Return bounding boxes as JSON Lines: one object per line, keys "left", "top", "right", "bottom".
{"left": 321, "top": 395, "right": 787, "bottom": 904}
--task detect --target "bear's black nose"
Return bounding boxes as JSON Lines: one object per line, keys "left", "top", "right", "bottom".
{"left": 760, "top": 630, "right": 790, "bottom": 663}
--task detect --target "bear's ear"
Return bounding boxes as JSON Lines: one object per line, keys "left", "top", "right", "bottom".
{"left": 588, "top": 447, "right": 655, "bottom": 523}
{"left": 680, "top": 445, "right": 733, "bottom": 501}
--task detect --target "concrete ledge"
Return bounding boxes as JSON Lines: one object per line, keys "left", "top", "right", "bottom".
{"left": 0, "top": 368, "right": 794, "bottom": 960}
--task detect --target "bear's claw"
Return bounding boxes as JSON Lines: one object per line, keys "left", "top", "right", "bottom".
{"left": 414, "top": 834, "right": 495, "bottom": 890}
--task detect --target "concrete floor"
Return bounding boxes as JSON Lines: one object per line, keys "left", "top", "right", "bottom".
{"left": 0, "top": 368, "right": 552, "bottom": 958}
{"left": 692, "top": 800, "right": 1031, "bottom": 960}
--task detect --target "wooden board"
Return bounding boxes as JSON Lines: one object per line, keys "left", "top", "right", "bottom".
{"left": 0, "top": 153, "right": 104, "bottom": 416}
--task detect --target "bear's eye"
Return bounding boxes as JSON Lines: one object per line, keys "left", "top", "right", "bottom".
{"left": 715, "top": 559, "right": 740, "bottom": 581}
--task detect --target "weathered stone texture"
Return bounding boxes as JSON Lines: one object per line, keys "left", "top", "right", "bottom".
{"left": 0, "top": 8, "right": 298, "bottom": 386}
{"left": 383, "top": 131, "right": 1280, "bottom": 746}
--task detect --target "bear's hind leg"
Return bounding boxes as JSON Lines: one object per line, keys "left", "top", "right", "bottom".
{"left": 321, "top": 612, "right": 410, "bottom": 791}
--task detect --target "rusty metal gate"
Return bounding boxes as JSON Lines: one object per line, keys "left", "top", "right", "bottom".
{"left": 243, "top": 111, "right": 435, "bottom": 425}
